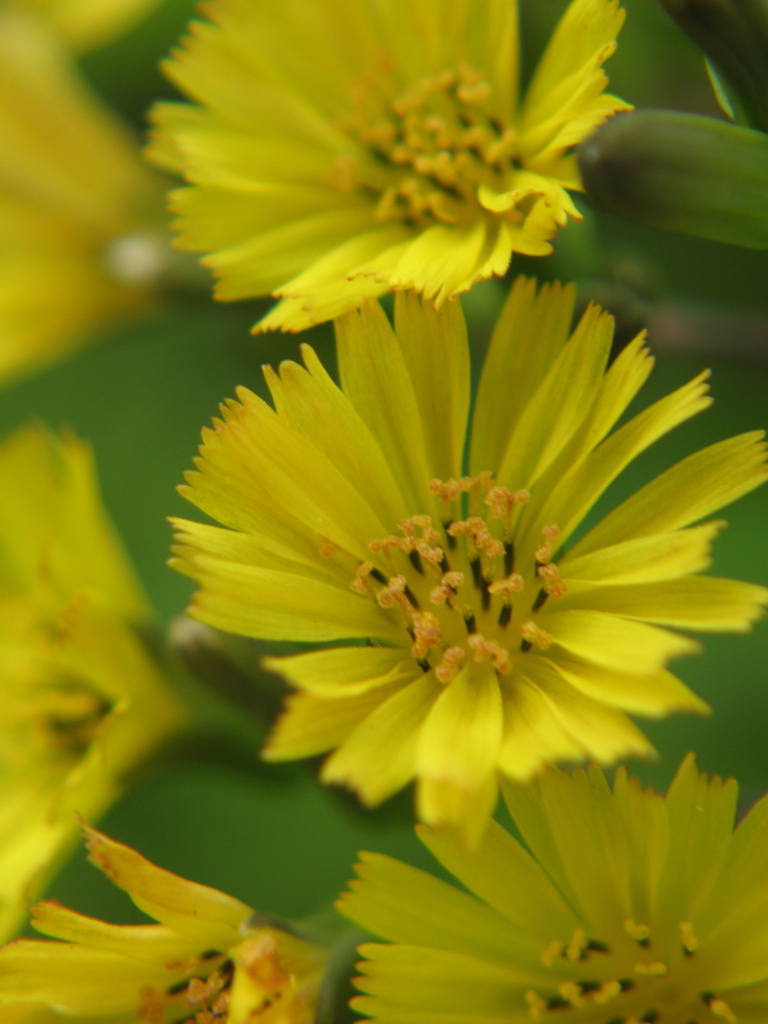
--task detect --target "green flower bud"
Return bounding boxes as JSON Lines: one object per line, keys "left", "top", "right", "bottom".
{"left": 579, "top": 109, "right": 768, "bottom": 248}
{"left": 659, "top": 0, "right": 768, "bottom": 131}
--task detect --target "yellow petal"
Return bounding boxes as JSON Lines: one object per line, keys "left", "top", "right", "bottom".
{"left": 184, "top": 556, "right": 403, "bottom": 643}
{"left": 416, "top": 663, "right": 503, "bottom": 845}
{"left": 394, "top": 292, "right": 470, "bottom": 483}
{"left": 335, "top": 300, "right": 434, "bottom": 515}
{"left": 337, "top": 851, "right": 524, "bottom": 964}
{"left": 83, "top": 826, "right": 250, "bottom": 943}
{"left": 540, "top": 608, "right": 701, "bottom": 674}
{"left": 417, "top": 818, "right": 578, "bottom": 943}
{"left": 570, "top": 431, "right": 768, "bottom": 558}
{"left": 554, "top": 576, "right": 768, "bottom": 632}
{"left": 470, "top": 277, "right": 575, "bottom": 474}
{"left": 560, "top": 522, "right": 724, "bottom": 585}
{"left": 29, "top": 902, "right": 198, "bottom": 962}
{"left": 262, "top": 684, "right": 405, "bottom": 762}
{"left": 321, "top": 672, "right": 441, "bottom": 806}
{"left": 262, "top": 645, "right": 416, "bottom": 698}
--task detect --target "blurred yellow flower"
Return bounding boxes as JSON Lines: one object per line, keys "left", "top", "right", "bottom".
{"left": 12, "top": 0, "right": 165, "bottom": 52}
{"left": 0, "top": 425, "right": 188, "bottom": 941}
{"left": 0, "top": 825, "right": 327, "bottom": 1024}
{"left": 0, "top": 9, "right": 168, "bottom": 384}
{"left": 148, "top": 0, "right": 630, "bottom": 331}
{"left": 170, "top": 279, "right": 767, "bottom": 846}
{"left": 339, "top": 755, "right": 768, "bottom": 1024}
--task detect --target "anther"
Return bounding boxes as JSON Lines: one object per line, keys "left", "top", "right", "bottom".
{"left": 498, "top": 604, "right": 512, "bottom": 628}
{"left": 470, "top": 557, "right": 483, "bottom": 590}
{"left": 319, "top": 538, "right": 339, "bottom": 558}
{"left": 409, "top": 549, "right": 424, "bottom": 574}
{"left": 464, "top": 613, "right": 476, "bottom": 634}
{"left": 504, "top": 540, "right": 515, "bottom": 575}
{"left": 521, "top": 621, "right": 552, "bottom": 651}
{"left": 370, "top": 567, "right": 387, "bottom": 584}
{"left": 532, "top": 588, "right": 548, "bottom": 612}
{"left": 680, "top": 921, "right": 699, "bottom": 954}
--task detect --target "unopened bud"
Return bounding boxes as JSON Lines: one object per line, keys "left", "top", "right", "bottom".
{"left": 579, "top": 110, "right": 768, "bottom": 249}
{"left": 658, "top": 0, "right": 768, "bottom": 131}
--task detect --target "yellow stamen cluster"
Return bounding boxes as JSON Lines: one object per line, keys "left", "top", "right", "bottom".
{"left": 346, "top": 474, "right": 570, "bottom": 683}
{"left": 139, "top": 951, "right": 233, "bottom": 1024}
{"left": 335, "top": 63, "right": 520, "bottom": 227}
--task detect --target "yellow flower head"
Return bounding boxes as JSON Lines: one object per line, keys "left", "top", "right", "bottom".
{"left": 0, "top": 9, "right": 167, "bottom": 384}
{"left": 148, "top": 0, "right": 631, "bottom": 331}
{"left": 11, "top": 0, "right": 165, "bottom": 52}
{"left": 0, "top": 825, "right": 327, "bottom": 1024}
{"left": 338, "top": 755, "right": 768, "bottom": 1024}
{"left": 0, "top": 425, "right": 187, "bottom": 941}
{"left": 171, "top": 279, "right": 768, "bottom": 846}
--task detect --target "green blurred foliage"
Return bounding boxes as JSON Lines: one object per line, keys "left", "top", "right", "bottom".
{"left": 4, "top": 0, "right": 766, "bottom": 929}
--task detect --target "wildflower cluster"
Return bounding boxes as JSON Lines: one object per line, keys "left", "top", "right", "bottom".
{"left": 0, "top": 4, "right": 767, "bottom": 1024}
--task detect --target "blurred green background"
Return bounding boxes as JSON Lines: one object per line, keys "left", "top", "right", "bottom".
{"left": 5, "top": 0, "right": 767, "bottom": 927}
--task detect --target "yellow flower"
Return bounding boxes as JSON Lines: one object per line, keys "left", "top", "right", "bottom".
{"left": 338, "top": 755, "right": 768, "bottom": 1024}
{"left": 170, "top": 279, "right": 768, "bottom": 846}
{"left": 147, "top": 0, "right": 630, "bottom": 331}
{"left": 0, "top": 825, "right": 327, "bottom": 1024}
{"left": 0, "top": 425, "right": 188, "bottom": 941}
{"left": 11, "top": 0, "right": 165, "bottom": 51}
{"left": 0, "top": 9, "right": 168, "bottom": 384}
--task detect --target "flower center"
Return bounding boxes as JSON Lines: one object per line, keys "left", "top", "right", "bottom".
{"left": 526, "top": 921, "right": 738, "bottom": 1024}
{"left": 331, "top": 61, "right": 519, "bottom": 226}
{"left": 140, "top": 949, "right": 233, "bottom": 1024}
{"left": 344, "top": 472, "right": 566, "bottom": 679}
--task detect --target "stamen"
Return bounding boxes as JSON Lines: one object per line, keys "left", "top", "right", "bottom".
{"left": 498, "top": 604, "right": 512, "bottom": 628}
{"left": 594, "top": 981, "right": 622, "bottom": 1004}
{"left": 319, "top": 538, "right": 339, "bottom": 558}
{"left": 468, "top": 633, "right": 511, "bottom": 674}
{"left": 702, "top": 995, "right": 737, "bottom": 1023}
{"left": 521, "top": 621, "right": 552, "bottom": 651}
{"left": 524, "top": 990, "right": 547, "bottom": 1020}
{"left": 350, "top": 562, "right": 374, "bottom": 594}
{"left": 680, "top": 921, "right": 699, "bottom": 954}
{"left": 435, "top": 646, "right": 464, "bottom": 683}
{"left": 541, "top": 939, "right": 563, "bottom": 967}
{"left": 376, "top": 575, "right": 408, "bottom": 609}
{"left": 624, "top": 920, "right": 651, "bottom": 944}
{"left": 558, "top": 982, "right": 584, "bottom": 1007}
{"left": 411, "top": 611, "right": 441, "bottom": 659}
{"left": 488, "top": 573, "right": 524, "bottom": 599}
{"left": 536, "top": 524, "right": 561, "bottom": 565}
{"left": 633, "top": 962, "right": 668, "bottom": 977}
{"left": 566, "top": 928, "right": 588, "bottom": 961}
{"left": 430, "top": 571, "right": 464, "bottom": 606}
{"left": 539, "top": 562, "right": 567, "bottom": 598}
